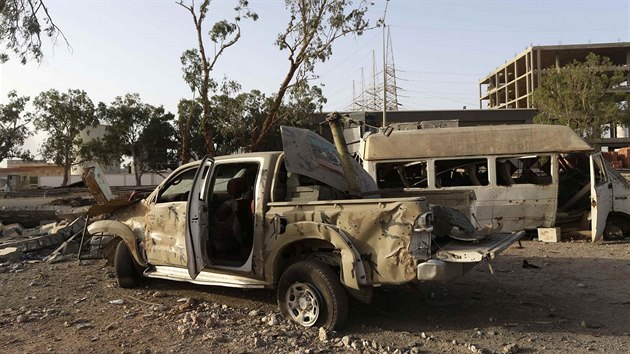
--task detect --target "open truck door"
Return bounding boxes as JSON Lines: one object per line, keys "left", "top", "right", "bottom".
{"left": 590, "top": 153, "right": 612, "bottom": 242}
{"left": 186, "top": 156, "right": 214, "bottom": 279}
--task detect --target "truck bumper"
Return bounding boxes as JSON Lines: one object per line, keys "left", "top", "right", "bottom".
{"left": 416, "top": 230, "right": 525, "bottom": 281}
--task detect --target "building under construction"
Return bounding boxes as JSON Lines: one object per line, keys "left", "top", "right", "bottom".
{"left": 479, "top": 42, "right": 630, "bottom": 109}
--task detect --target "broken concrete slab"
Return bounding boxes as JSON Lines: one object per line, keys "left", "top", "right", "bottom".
{"left": 1, "top": 223, "right": 24, "bottom": 238}
{"left": 0, "top": 217, "right": 86, "bottom": 261}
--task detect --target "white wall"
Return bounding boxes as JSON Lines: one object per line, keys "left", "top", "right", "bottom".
{"left": 39, "top": 173, "right": 166, "bottom": 188}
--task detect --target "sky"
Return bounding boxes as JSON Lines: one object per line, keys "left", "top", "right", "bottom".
{"left": 1, "top": 0, "right": 629, "bottom": 157}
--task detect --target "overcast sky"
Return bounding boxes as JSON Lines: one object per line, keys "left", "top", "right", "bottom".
{"left": 1, "top": 0, "right": 629, "bottom": 156}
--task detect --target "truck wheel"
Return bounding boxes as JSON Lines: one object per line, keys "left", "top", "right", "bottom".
{"left": 277, "top": 261, "right": 348, "bottom": 330}
{"left": 114, "top": 241, "right": 139, "bottom": 288}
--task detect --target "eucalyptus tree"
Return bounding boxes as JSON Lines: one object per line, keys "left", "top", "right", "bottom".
{"left": 0, "top": 0, "right": 67, "bottom": 63}
{"left": 33, "top": 89, "right": 97, "bottom": 186}
{"left": 249, "top": 0, "right": 372, "bottom": 151}
{"left": 0, "top": 90, "right": 32, "bottom": 162}
{"left": 178, "top": 0, "right": 257, "bottom": 157}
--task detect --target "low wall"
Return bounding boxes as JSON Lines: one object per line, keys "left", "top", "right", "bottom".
{"left": 39, "top": 173, "right": 166, "bottom": 187}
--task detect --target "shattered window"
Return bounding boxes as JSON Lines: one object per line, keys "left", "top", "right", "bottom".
{"left": 592, "top": 155, "right": 608, "bottom": 186}
{"left": 375, "top": 161, "right": 428, "bottom": 188}
{"left": 434, "top": 158, "right": 489, "bottom": 187}
{"left": 496, "top": 155, "right": 552, "bottom": 186}
{"left": 157, "top": 168, "right": 198, "bottom": 203}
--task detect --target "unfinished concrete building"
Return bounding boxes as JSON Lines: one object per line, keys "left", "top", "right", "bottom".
{"left": 479, "top": 42, "right": 630, "bottom": 109}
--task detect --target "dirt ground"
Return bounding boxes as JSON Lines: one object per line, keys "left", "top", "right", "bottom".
{"left": 1, "top": 239, "right": 629, "bottom": 354}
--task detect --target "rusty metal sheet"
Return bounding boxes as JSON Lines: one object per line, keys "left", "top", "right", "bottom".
{"left": 86, "top": 197, "right": 139, "bottom": 216}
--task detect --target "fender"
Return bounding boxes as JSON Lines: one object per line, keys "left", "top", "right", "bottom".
{"left": 88, "top": 220, "right": 147, "bottom": 267}
{"left": 266, "top": 221, "right": 369, "bottom": 290}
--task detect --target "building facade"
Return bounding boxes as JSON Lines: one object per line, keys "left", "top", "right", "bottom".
{"left": 479, "top": 42, "right": 630, "bottom": 109}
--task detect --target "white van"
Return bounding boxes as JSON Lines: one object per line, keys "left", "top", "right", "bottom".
{"left": 355, "top": 124, "right": 630, "bottom": 241}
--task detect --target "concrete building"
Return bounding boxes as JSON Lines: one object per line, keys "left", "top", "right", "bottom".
{"left": 0, "top": 161, "right": 65, "bottom": 190}
{"left": 479, "top": 42, "right": 630, "bottom": 109}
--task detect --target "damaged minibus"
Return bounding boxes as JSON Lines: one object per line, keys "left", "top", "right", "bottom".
{"left": 354, "top": 124, "right": 630, "bottom": 241}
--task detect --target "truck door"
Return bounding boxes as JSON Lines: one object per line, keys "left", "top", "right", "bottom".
{"left": 186, "top": 156, "right": 213, "bottom": 279}
{"left": 590, "top": 153, "right": 612, "bottom": 242}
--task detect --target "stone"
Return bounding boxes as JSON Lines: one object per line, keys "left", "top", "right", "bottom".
{"left": 341, "top": 335, "right": 351, "bottom": 347}
{"left": 537, "top": 227, "right": 561, "bottom": 242}
{"left": 16, "top": 314, "right": 29, "bottom": 323}
{"left": 254, "top": 337, "right": 265, "bottom": 348}
{"left": 267, "top": 315, "right": 279, "bottom": 326}
{"left": 351, "top": 341, "right": 361, "bottom": 350}
{"left": 109, "top": 299, "right": 125, "bottom": 305}
{"left": 76, "top": 322, "right": 94, "bottom": 330}
{"left": 420, "top": 332, "right": 427, "bottom": 339}
{"left": 318, "top": 327, "right": 328, "bottom": 342}
{"left": 502, "top": 343, "right": 519, "bottom": 354}
{"left": 249, "top": 309, "right": 261, "bottom": 317}
{"left": 152, "top": 291, "right": 168, "bottom": 298}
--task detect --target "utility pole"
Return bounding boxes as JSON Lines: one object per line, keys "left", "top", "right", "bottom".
{"left": 382, "top": 0, "right": 390, "bottom": 127}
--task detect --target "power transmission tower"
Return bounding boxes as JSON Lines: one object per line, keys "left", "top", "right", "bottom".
{"left": 383, "top": 28, "right": 400, "bottom": 112}
{"left": 350, "top": 29, "right": 401, "bottom": 113}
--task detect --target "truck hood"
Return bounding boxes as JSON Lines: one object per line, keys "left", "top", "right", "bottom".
{"left": 280, "top": 126, "right": 377, "bottom": 195}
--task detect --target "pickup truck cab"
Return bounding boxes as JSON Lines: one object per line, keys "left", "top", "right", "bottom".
{"left": 88, "top": 127, "right": 523, "bottom": 329}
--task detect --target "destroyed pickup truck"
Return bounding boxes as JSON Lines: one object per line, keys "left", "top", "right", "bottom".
{"left": 88, "top": 126, "right": 523, "bottom": 330}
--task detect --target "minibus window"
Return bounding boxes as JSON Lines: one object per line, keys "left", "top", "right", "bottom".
{"left": 496, "top": 155, "right": 552, "bottom": 186}
{"left": 434, "top": 159, "right": 489, "bottom": 187}
{"left": 376, "top": 161, "right": 428, "bottom": 188}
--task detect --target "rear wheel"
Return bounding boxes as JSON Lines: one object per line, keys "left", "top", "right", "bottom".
{"left": 114, "top": 241, "right": 140, "bottom": 288}
{"left": 277, "top": 261, "right": 348, "bottom": 330}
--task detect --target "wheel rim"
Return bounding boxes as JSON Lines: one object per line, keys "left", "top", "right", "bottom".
{"left": 285, "top": 282, "right": 320, "bottom": 327}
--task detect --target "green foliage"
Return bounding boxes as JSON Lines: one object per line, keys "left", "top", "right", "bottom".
{"left": 32, "top": 88, "right": 97, "bottom": 185}
{"left": 138, "top": 110, "right": 179, "bottom": 171}
{"left": 177, "top": 98, "right": 205, "bottom": 160}
{"left": 211, "top": 81, "right": 325, "bottom": 154}
{"left": 0, "top": 90, "right": 33, "bottom": 162}
{"left": 252, "top": 0, "right": 372, "bottom": 151}
{"left": 178, "top": 0, "right": 258, "bottom": 157}
{"left": 97, "top": 93, "right": 177, "bottom": 185}
{"left": 532, "top": 53, "right": 627, "bottom": 141}
{"left": 0, "top": 0, "right": 67, "bottom": 64}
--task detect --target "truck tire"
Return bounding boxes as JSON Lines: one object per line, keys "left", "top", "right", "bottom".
{"left": 277, "top": 261, "right": 348, "bottom": 330}
{"left": 114, "top": 241, "right": 139, "bottom": 288}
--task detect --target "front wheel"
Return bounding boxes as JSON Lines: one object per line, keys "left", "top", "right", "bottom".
{"left": 277, "top": 261, "right": 348, "bottom": 330}
{"left": 114, "top": 241, "right": 140, "bottom": 288}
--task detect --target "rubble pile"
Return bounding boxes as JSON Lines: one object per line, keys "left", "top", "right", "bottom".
{"left": 0, "top": 217, "right": 85, "bottom": 263}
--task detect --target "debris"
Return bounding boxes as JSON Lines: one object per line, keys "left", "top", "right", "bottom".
{"left": 341, "top": 335, "right": 351, "bottom": 347}
{"left": 76, "top": 322, "right": 94, "bottom": 330}
{"left": 502, "top": 343, "right": 519, "bottom": 354}
{"left": 152, "top": 291, "right": 168, "bottom": 298}
{"left": 109, "top": 299, "right": 124, "bottom": 305}
{"left": 318, "top": 327, "right": 329, "bottom": 342}
{"left": 522, "top": 260, "right": 540, "bottom": 269}
{"left": 267, "top": 314, "right": 279, "bottom": 326}
{"left": 82, "top": 163, "right": 114, "bottom": 204}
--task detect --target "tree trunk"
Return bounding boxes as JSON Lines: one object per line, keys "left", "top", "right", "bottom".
{"left": 180, "top": 114, "right": 191, "bottom": 164}
{"left": 251, "top": 62, "right": 299, "bottom": 151}
{"left": 62, "top": 161, "right": 70, "bottom": 186}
